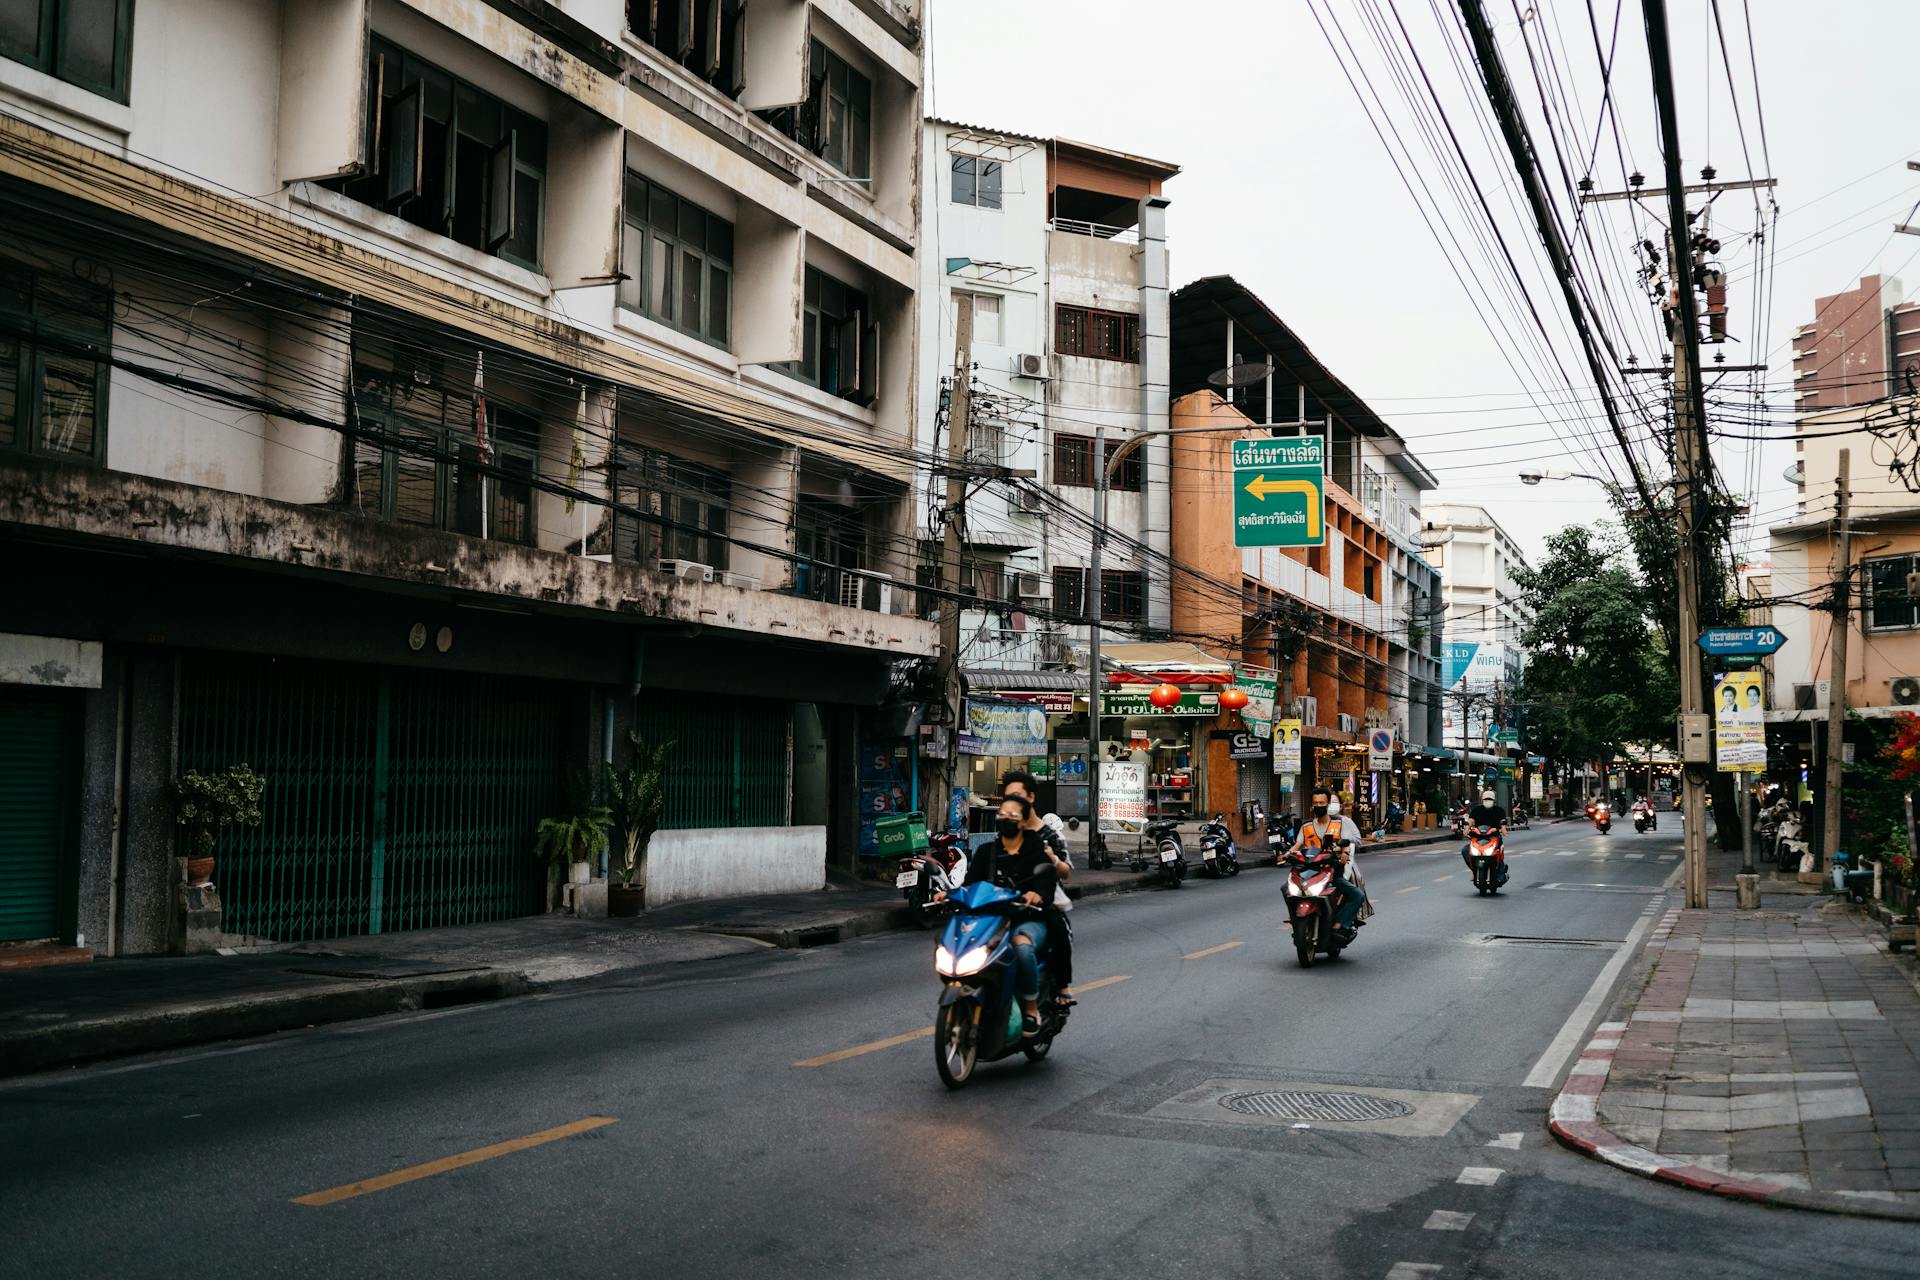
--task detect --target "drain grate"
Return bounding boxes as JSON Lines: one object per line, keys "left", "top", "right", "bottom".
{"left": 1218, "top": 1090, "right": 1415, "bottom": 1122}
{"left": 1482, "top": 934, "right": 1619, "bottom": 949}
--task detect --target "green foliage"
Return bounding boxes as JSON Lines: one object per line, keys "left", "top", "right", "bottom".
{"left": 1846, "top": 715, "right": 1915, "bottom": 879}
{"left": 605, "top": 735, "right": 673, "bottom": 889}
{"left": 174, "top": 764, "right": 265, "bottom": 856}
{"left": 1513, "top": 524, "right": 1680, "bottom": 773}
{"left": 534, "top": 772, "right": 612, "bottom": 872}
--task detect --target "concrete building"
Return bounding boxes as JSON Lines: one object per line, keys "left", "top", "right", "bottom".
{"left": 0, "top": 0, "right": 935, "bottom": 955}
{"left": 1165, "top": 276, "right": 1446, "bottom": 829}
{"left": 1420, "top": 503, "right": 1532, "bottom": 798}
{"left": 1789, "top": 274, "right": 1920, "bottom": 434}
{"left": 912, "top": 117, "right": 1177, "bottom": 819}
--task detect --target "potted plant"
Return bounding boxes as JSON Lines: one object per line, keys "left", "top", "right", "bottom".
{"left": 173, "top": 764, "right": 265, "bottom": 886}
{"left": 533, "top": 779, "right": 612, "bottom": 911}
{"left": 604, "top": 735, "right": 671, "bottom": 916}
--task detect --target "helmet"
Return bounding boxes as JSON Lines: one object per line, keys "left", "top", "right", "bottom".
{"left": 1481, "top": 790, "right": 1495, "bottom": 803}
{"left": 1041, "top": 812, "right": 1067, "bottom": 835}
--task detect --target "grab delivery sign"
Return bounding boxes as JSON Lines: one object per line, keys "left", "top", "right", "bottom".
{"left": 1232, "top": 436, "right": 1325, "bottom": 548}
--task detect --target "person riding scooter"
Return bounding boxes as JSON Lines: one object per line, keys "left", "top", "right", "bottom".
{"left": 1462, "top": 789, "right": 1509, "bottom": 887}
{"left": 999, "top": 770, "right": 1074, "bottom": 1007}
{"left": 1289, "top": 785, "right": 1369, "bottom": 939}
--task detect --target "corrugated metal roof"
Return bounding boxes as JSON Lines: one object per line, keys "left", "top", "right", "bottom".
{"left": 964, "top": 668, "right": 1084, "bottom": 692}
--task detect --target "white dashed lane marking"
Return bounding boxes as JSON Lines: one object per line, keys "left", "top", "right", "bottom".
{"left": 1487, "top": 1132, "right": 1523, "bottom": 1149}
{"left": 1386, "top": 1266, "right": 1443, "bottom": 1280}
{"left": 1423, "top": 1210, "right": 1474, "bottom": 1231}
{"left": 1456, "top": 1167, "right": 1502, "bottom": 1186}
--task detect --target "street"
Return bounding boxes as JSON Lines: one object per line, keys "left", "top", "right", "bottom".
{"left": 3, "top": 823, "right": 1907, "bottom": 1279}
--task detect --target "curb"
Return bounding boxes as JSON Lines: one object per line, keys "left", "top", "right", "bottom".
{"left": 1548, "top": 1009, "right": 1920, "bottom": 1222}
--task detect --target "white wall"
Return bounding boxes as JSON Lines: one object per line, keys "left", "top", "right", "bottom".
{"left": 646, "top": 825, "right": 826, "bottom": 907}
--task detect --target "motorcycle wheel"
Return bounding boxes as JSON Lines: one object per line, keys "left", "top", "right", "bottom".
{"left": 906, "top": 883, "right": 935, "bottom": 927}
{"left": 1292, "top": 919, "right": 1316, "bottom": 968}
{"left": 1022, "top": 1036, "right": 1053, "bottom": 1063}
{"left": 1225, "top": 858, "right": 1241, "bottom": 878}
{"left": 934, "top": 1002, "right": 977, "bottom": 1090}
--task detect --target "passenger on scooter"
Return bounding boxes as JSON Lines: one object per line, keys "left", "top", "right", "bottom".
{"left": 1000, "top": 770, "right": 1074, "bottom": 1006}
{"left": 1289, "top": 785, "right": 1368, "bottom": 937}
{"left": 1463, "top": 789, "right": 1509, "bottom": 885}
{"left": 933, "top": 794, "right": 1059, "bottom": 1038}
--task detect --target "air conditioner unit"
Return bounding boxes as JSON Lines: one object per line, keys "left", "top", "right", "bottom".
{"left": 1016, "top": 488, "right": 1047, "bottom": 514}
{"left": 838, "top": 572, "right": 864, "bottom": 610}
{"left": 658, "top": 559, "right": 714, "bottom": 583}
{"left": 1014, "top": 352, "right": 1048, "bottom": 380}
{"left": 1337, "top": 713, "right": 1360, "bottom": 735}
{"left": 1894, "top": 676, "right": 1920, "bottom": 706}
{"left": 1016, "top": 571, "right": 1050, "bottom": 599}
{"left": 1792, "top": 681, "right": 1829, "bottom": 710}
{"left": 1294, "top": 695, "right": 1318, "bottom": 726}
{"left": 718, "top": 571, "right": 761, "bottom": 591}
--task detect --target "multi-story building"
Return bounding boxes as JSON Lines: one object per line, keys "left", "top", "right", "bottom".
{"left": 1420, "top": 502, "right": 1532, "bottom": 800}
{"left": 912, "top": 117, "right": 1177, "bottom": 816}
{"left": 1165, "top": 275, "right": 1446, "bottom": 826}
{"left": 1789, "top": 274, "right": 1920, "bottom": 435}
{"left": 0, "top": 0, "right": 935, "bottom": 955}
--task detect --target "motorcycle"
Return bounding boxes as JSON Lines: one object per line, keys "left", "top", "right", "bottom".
{"left": 1509, "top": 805, "right": 1531, "bottom": 831}
{"left": 1632, "top": 806, "right": 1653, "bottom": 834}
{"left": 1464, "top": 824, "right": 1506, "bottom": 895}
{"left": 898, "top": 831, "right": 968, "bottom": 928}
{"left": 1282, "top": 837, "right": 1364, "bottom": 967}
{"left": 1450, "top": 806, "right": 1470, "bottom": 838}
{"left": 1266, "top": 811, "right": 1301, "bottom": 862}
{"left": 1133, "top": 818, "right": 1188, "bottom": 887}
{"left": 1593, "top": 804, "right": 1612, "bottom": 835}
{"left": 931, "top": 881, "right": 1069, "bottom": 1088}
{"left": 1384, "top": 802, "right": 1406, "bottom": 835}
{"left": 1197, "top": 813, "right": 1240, "bottom": 878}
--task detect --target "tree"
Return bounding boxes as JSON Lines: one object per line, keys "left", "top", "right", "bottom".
{"left": 1513, "top": 524, "right": 1679, "bottom": 785}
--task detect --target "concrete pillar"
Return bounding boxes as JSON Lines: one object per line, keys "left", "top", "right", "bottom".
{"left": 1139, "top": 195, "right": 1172, "bottom": 632}
{"left": 730, "top": 445, "right": 799, "bottom": 590}
{"left": 263, "top": 299, "right": 350, "bottom": 504}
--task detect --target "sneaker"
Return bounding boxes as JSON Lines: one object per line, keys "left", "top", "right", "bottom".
{"left": 1021, "top": 1013, "right": 1041, "bottom": 1038}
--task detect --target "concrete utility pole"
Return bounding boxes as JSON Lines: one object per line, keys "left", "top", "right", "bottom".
{"left": 1273, "top": 605, "right": 1299, "bottom": 817}
{"left": 1673, "top": 331, "right": 1711, "bottom": 909}
{"left": 1086, "top": 419, "right": 1107, "bottom": 859}
{"left": 1821, "top": 449, "right": 1852, "bottom": 870}
{"left": 933, "top": 300, "right": 975, "bottom": 828}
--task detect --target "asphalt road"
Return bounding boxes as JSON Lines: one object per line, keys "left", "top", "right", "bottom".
{"left": 3, "top": 822, "right": 1908, "bottom": 1278}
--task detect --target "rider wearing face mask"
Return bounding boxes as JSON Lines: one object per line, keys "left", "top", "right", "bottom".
{"left": 1000, "top": 770, "right": 1074, "bottom": 1006}
{"left": 1464, "top": 789, "right": 1510, "bottom": 885}
{"left": 1288, "top": 785, "right": 1368, "bottom": 937}
{"left": 957, "top": 793, "right": 1059, "bottom": 1038}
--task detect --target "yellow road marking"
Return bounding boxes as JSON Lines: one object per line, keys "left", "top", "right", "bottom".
{"left": 793, "top": 976, "right": 1133, "bottom": 1068}
{"left": 291, "top": 1117, "right": 617, "bottom": 1206}
{"left": 1434, "top": 875, "right": 1455, "bottom": 882}
{"left": 1395, "top": 885, "right": 1421, "bottom": 894}
{"left": 1183, "top": 941, "right": 1244, "bottom": 960}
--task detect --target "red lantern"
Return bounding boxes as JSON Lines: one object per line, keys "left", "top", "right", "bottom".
{"left": 1219, "top": 687, "right": 1250, "bottom": 712}
{"left": 1147, "top": 682, "right": 1183, "bottom": 710}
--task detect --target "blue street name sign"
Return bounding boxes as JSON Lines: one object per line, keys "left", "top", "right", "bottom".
{"left": 1696, "top": 626, "right": 1785, "bottom": 656}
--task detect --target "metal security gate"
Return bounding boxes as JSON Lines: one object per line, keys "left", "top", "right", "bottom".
{"left": 178, "top": 655, "right": 564, "bottom": 942}
{"left": 0, "top": 687, "right": 79, "bottom": 943}
{"left": 635, "top": 690, "right": 790, "bottom": 829}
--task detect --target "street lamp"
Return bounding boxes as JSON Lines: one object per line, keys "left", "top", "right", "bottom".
{"left": 1518, "top": 470, "right": 1612, "bottom": 486}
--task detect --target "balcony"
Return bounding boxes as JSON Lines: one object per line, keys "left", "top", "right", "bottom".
{"left": 1256, "top": 554, "right": 1387, "bottom": 632}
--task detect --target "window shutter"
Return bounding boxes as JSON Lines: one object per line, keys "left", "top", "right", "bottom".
{"left": 486, "top": 133, "right": 517, "bottom": 250}
{"left": 1127, "top": 314, "right": 1142, "bottom": 361}
{"left": 703, "top": 0, "right": 723, "bottom": 75}
{"left": 646, "top": 0, "right": 660, "bottom": 41}
{"left": 980, "top": 160, "right": 1002, "bottom": 209}
{"left": 727, "top": 2, "right": 746, "bottom": 96}
{"left": 676, "top": 0, "right": 696, "bottom": 57}
{"left": 384, "top": 82, "right": 425, "bottom": 204}
{"left": 836, "top": 310, "right": 861, "bottom": 397}
{"left": 855, "top": 318, "right": 879, "bottom": 406}
{"left": 368, "top": 53, "right": 387, "bottom": 177}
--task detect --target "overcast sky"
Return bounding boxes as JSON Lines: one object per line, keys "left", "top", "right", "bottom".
{"left": 928, "top": 0, "right": 1920, "bottom": 564}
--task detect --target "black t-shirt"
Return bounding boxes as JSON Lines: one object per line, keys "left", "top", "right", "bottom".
{"left": 1467, "top": 804, "right": 1506, "bottom": 828}
{"left": 1029, "top": 821, "right": 1069, "bottom": 866}
{"left": 965, "top": 831, "right": 1060, "bottom": 900}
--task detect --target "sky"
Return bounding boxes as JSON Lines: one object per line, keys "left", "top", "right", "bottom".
{"left": 926, "top": 0, "right": 1920, "bottom": 565}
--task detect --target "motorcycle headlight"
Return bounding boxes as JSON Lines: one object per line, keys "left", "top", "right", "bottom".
{"left": 953, "top": 945, "right": 992, "bottom": 976}
{"left": 934, "top": 944, "right": 957, "bottom": 976}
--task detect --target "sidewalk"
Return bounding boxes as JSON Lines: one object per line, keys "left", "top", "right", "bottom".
{"left": 1551, "top": 845, "right": 1920, "bottom": 1220}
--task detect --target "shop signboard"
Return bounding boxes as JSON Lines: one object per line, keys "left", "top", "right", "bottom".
{"left": 997, "top": 691, "right": 1077, "bottom": 714}
{"left": 1028, "top": 755, "right": 1054, "bottom": 780}
{"left": 1530, "top": 772, "right": 1545, "bottom": 800}
{"left": 1367, "top": 727, "right": 1394, "bottom": 771}
{"left": 1274, "top": 718, "right": 1303, "bottom": 775}
{"left": 1234, "top": 665, "right": 1278, "bottom": 737}
{"left": 1102, "top": 689, "right": 1220, "bottom": 718}
{"left": 1713, "top": 671, "right": 1766, "bottom": 771}
{"left": 963, "top": 700, "right": 1050, "bottom": 755}
{"left": 1232, "top": 436, "right": 1326, "bottom": 548}
{"left": 1097, "top": 760, "right": 1147, "bottom": 835}
{"left": 1056, "top": 753, "right": 1088, "bottom": 782}
{"left": 1228, "top": 731, "right": 1267, "bottom": 761}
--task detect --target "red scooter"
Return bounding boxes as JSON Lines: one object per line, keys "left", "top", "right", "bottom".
{"left": 899, "top": 831, "right": 968, "bottom": 927}
{"left": 1593, "top": 804, "right": 1612, "bottom": 835}
{"left": 1465, "top": 824, "right": 1506, "bottom": 895}
{"left": 1282, "top": 838, "right": 1362, "bottom": 968}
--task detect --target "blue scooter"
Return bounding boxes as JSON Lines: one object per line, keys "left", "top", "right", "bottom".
{"left": 931, "top": 881, "right": 1069, "bottom": 1088}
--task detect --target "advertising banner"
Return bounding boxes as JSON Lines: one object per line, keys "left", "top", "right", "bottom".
{"left": 1228, "top": 731, "right": 1267, "bottom": 761}
{"left": 1097, "top": 761, "right": 1147, "bottom": 835}
{"left": 1713, "top": 671, "right": 1766, "bottom": 771}
{"left": 1235, "top": 666, "right": 1278, "bottom": 737}
{"left": 1101, "top": 689, "right": 1220, "bottom": 718}
{"left": 1274, "top": 718, "right": 1303, "bottom": 775}
{"left": 963, "top": 700, "right": 1050, "bottom": 756}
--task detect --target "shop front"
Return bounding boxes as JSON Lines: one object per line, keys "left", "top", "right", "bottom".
{"left": 1098, "top": 686, "right": 1218, "bottom": 819}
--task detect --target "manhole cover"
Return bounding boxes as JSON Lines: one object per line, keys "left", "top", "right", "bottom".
{"left": 1217, "top": 1090, "right": 1416, "bottom": 1122}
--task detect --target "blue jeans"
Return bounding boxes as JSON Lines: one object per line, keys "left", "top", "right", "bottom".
{"left": 1010, "top": 920, "right": 1048, "bottom": 1001}
{"left": 1334, "top": 877, "right": 1367, "bottom": 931}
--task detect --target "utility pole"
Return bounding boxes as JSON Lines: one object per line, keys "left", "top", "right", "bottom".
{"left": 1821, "top": 449, "right": 1852, "bottom": 870}
{"left": 1673, "top": 328, "right": 1711, "bottom": 909}
{"left": 1273, "top": 603, "right": 1299, "bottom": 817}
{"left": 1085, "top": 420, "right": 1107, "bottom": 859}
{"left": 932, "top": 300, "right": 974, "bottom": 830}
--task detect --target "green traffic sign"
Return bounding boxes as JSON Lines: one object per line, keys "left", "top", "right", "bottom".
{"left": 1232, "top": 436, "right": 1325, "bottom": 548}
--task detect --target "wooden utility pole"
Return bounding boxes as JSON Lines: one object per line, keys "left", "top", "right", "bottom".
{"left": 1820, "top": 448, "right": 1852, "bottom": 869}
{"left": 932, "top": 300, "right": 975, "bottom": 828}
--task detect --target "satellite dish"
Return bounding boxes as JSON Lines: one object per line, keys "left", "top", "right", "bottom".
{"left": 1208, "top": 361, "right": 1272, "bottom": 390}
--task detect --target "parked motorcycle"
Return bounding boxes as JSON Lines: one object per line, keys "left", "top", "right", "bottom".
{"left": 1593, "top": 803, "right": 1612, "bottom": 835}
{"left": 931, "top": 881, "right": 1069, "bottom": 1088}
{"left": 1134, "top": 818, "right": 1188, "bottom": 887}
{"left": 899, "top": 831, "right": 968, "bottom": 928}
{"left": 1282, "top": 837, "right": 1363, "bottom": 967}
{"left": 1464, "top": 824, "right": 1506, "bottom": 895}
{"left": 1197, "top": 813, "right": 1240, "bottom": 878}
{"left": 1267, "top": 810, "right": 1301, "bottom": 863}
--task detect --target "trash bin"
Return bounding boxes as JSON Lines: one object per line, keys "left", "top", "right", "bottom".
{"left": 874, "top": 812, "right": 929, "bottom": 857}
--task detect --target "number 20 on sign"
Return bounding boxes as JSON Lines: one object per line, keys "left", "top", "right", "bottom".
{"left": 1232, "top": 436, "right": 1326, "bottom": 548}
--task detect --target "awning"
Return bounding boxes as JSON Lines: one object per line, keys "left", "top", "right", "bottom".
{"left": 1089, "top": 641, "right": 1237, "bottom": 684}
{"left": 1409, "top": 745, "right": 1455, "bottom": 760}
{"left": 964, "top": 668, "right": 1084, "bottom": 693}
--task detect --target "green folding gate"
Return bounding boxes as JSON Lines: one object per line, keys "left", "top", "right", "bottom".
{"left": 0, "top": 687, "right": 78, "bottom": 943}
{"left": 635, "top": 691, "right": 790, "bottom": 829}
{"left": 178, "top": 656, "right": 565, "bottom": 942}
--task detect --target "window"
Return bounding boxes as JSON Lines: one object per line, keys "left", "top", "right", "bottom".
{"left": 627, "top": 0, "right": 747, "bottom": 97}
{"left": 2, "top": 0, "right": 133, "bottom": 102}
{"left": 1049, "top": 568, "right": 1144, "bottom": 621}
{"left": 794, "top": 495, "right": 873, "bottom": 607}
{"left": 1053, "top": 433, "right": 1142, "bottom": 491}
{"left": 349, "top": 348, "right": 537, "bottom": 545}
{"left": 1052, "top": 567, "right": 1085, "bottom": 618}
{"left": 0, "top": 257, "right": 111, "bottom": 463}
{"left": 951, "top": 155, "right": 1002, "bottom": 209}
{"left": 759, "top": 39, "right": 871, "bottom": 181}
{"left": 326, "top": 37, "right": 548, "bottom": 270}
{"left": 1055, "top": 305, "right": 1140, "bottom": 362}
{"left": 612, "top": 445, "right": 731, "bottom": 570}
{"left": 951, "top": 290, "right": 1001, "bottom": 345}
{"left": 780, "top": 266, "right": 878, "bottom": 404}
{"left": 619, "top": 174, "right": 732, "bottom": 347}
{"left": 1362, "top": 467, "right": 1383, "bottom": 517}
{"left": 1867, "top": 555, "right": 1920, "bottom": 631}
